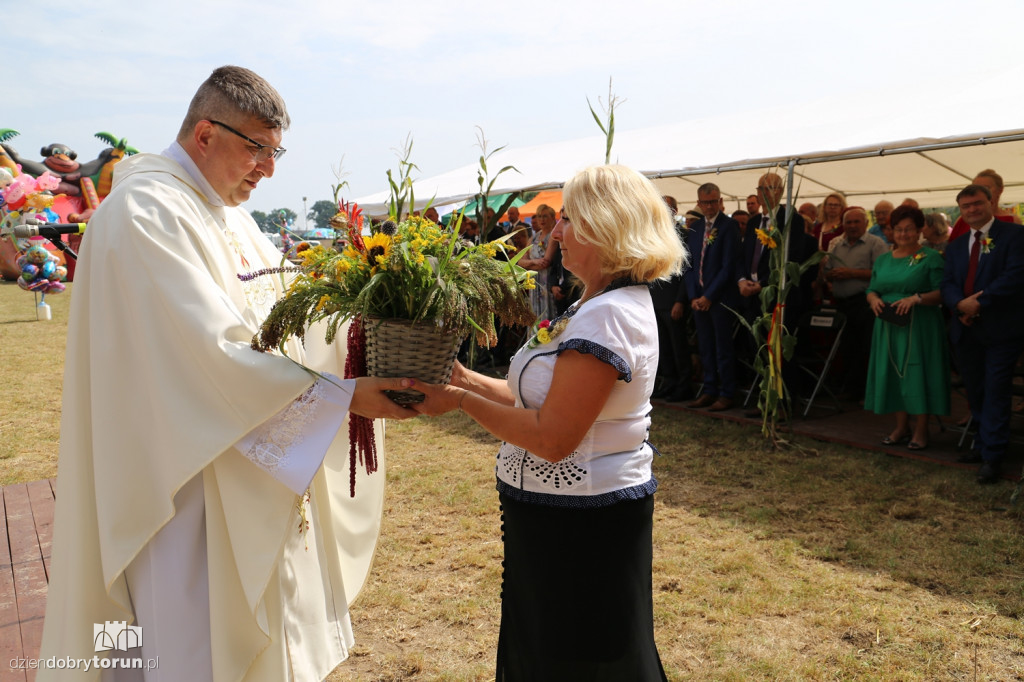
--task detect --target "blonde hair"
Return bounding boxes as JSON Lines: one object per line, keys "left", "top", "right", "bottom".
{"left": 562, "top": 165, "right": 686, "bottom": 282}
{"left": 821, "top": 192, "right": 847, "bottom": 219}
{"left": 534, "top": 204, "right": 556, "bottom": 219}
{"left": 975, "top": 168, "right": 1004, "bottom": 191}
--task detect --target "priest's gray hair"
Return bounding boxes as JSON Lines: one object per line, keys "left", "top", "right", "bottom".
{"left": 178, "top": 65, "right": 290, "bottom": 140}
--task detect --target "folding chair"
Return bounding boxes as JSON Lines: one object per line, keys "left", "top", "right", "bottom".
{"left": 731, "top": 316, "right": 760, "bottom": 407}
{"left": 793, "top": 306, "right": 847, "bottom": 418}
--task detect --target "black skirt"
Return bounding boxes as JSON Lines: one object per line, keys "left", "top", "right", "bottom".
{"left": 495, "top": 492, "right": 667, "bottom": 682}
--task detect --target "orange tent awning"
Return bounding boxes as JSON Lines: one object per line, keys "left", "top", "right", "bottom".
{"left": 508, "top": 190, "right": 562, "bottom": 220}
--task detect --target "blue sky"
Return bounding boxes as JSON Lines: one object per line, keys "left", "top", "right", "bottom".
{"left": 7, "top": 0, "right": 1023, "bottom": 218}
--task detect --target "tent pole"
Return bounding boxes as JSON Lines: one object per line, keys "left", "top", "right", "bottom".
{"left": 779, "top": 159, "right": 797, "bottom": 329}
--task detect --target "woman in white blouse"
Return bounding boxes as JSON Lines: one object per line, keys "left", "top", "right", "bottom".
{"left": 411, "top": 164, "right": 686, "bottom": 681}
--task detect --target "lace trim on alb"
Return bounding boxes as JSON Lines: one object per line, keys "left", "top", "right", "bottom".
{"left": 243, "top": 381, "right": 325, "bottom": 475}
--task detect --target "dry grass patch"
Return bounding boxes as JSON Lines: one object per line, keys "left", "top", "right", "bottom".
{"left": 332, "top": 413, "right": 1024, "bottom": 681}
{"left": 0, "top": 280, "right": 69, "bottom": 484}
{"left": 2, "top": 283, "right": 1020, "bottom": 679}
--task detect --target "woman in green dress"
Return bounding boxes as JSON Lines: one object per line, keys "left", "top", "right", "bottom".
{"left": 865, "top": 205, "right": 950, "bottom": 449}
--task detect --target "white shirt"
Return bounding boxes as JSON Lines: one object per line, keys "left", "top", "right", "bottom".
{"left": 497, "top": 284, "right": 658, "bottom": 506}
{"left": 967, "top": 216, "right": 996, "bottom": 253}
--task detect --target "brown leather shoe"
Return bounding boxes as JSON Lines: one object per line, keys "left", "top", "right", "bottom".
{"left": 688, "top": 394, "right": 716, "bottom": 409}
{"left": 707, "top": 397, "right": 734, "bottom": 412}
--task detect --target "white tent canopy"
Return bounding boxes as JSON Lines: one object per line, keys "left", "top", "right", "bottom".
{"left": 650, "top": 129, "right": 1024, "bottom": 213}
{"left": 355, "top": 70, "right": 1024, "bottom": 217}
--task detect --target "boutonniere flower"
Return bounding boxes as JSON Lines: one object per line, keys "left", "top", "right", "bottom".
{"left": 704, "top": 228, "right": 718, "bottom": 246}
{"left": 755, "top": 228, "right": 778, "bottom": 249}
{"left": 981, "top": 236, "right": 994, "bottom": 255}
{"left": 908, "top": 251, "right": 926, "bottom": 267}
{"left": 527, "top": 317, "right": 570, "bottom": 349}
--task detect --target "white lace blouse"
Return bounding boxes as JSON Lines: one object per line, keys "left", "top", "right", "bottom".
{"left": 496, "top": 282, "right": 659, "bottom": 508}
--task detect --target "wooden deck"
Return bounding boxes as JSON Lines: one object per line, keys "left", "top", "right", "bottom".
{"left": 1, "top": 479, "right": 55, "bottom": 682}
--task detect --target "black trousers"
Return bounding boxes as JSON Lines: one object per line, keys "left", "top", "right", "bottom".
{"left": 834, "top": 293, "right": 874, "bottom": 398}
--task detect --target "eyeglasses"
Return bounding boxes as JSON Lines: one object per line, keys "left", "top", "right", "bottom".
{"left": 209, "top": 120, "right": 286, "bottom": 162}
{"left": 697, "top": 199, "right": 721, "bottom": 207}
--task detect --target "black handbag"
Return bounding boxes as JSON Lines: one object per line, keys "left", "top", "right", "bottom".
{"left": 878, "top": 302, "right": 911, "bottom": 327}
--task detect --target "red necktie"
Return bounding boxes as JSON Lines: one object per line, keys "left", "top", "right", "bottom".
{"left": 964, "top": 230, "right": 982, "bottom": 296}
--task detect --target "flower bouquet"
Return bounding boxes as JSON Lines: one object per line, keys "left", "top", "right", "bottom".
{"left": 252, "top": 203, "right": 536, "bottom": 393}
{"left": 250, "top": 203, "right": 535, "bottom": 495}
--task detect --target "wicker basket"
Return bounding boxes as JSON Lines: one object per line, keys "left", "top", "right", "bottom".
{"left": 364, "top": 318, "right": 463, "bottom": 405}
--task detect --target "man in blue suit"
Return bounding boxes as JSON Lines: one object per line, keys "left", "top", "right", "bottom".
{"left": 941, "top": 184, "right": 1024, "bottom": 484}
{"left": 684, "top": 183, "right": 741, "bottom": 411}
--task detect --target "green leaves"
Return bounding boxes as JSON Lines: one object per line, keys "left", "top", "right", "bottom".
{"left": 93, "top": 132, "right": 139, "bottom": 154}
{"left": 587, "top": 78, "right": 625, "bottom": 164}
{"left": 386, "top": 133, "right": 418, "bottom": 220}
{"left": 474, "top": 127, "right": 520, "bottom": 237}
{"left": 738, "top": 168, "right": 822, "bottom": 446}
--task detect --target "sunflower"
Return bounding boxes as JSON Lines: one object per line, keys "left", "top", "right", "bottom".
{"left": 362, "top": 233, "right": 393, "bottom": 270}
{"left": 755, "top": 228, "right": 778, "bottom": 249}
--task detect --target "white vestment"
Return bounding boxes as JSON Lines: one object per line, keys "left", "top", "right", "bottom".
{"left": 38, "top": 152, "right": 386, "bottom": 681}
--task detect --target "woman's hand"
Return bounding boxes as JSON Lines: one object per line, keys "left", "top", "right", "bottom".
{"left": 892, "top": 295, "right": 919, "bottom": 315}
{"left": 449, "top": 360, "right": 469, "bottom": 389}
{"left": 867, "top": 294, "right": 885, "bottom": 316}
{"left": 406, "top": 380, "right": 465, "bottom": 416}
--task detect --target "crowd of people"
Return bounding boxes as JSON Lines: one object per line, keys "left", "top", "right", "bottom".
{"left": 449, "top": 167, "right": 1024, "bottom": 491}
{"left": 638, "top": 169, "right": 1022, "bottom": 486}
{"left": 477, "top": 172, "right": 1023, "bottom": 485}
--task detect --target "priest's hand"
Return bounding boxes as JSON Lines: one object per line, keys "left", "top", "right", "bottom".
{"left": 351, "top": 377, "right": 419, "bottom": 419}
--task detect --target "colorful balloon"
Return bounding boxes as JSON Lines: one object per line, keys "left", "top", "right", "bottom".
{"left": 14, "top": 242, "right": 67, "bottom": 294}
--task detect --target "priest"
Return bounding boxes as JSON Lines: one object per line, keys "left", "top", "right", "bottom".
{"left": 38, "top": 65, "right": 415, "bottom": 681}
